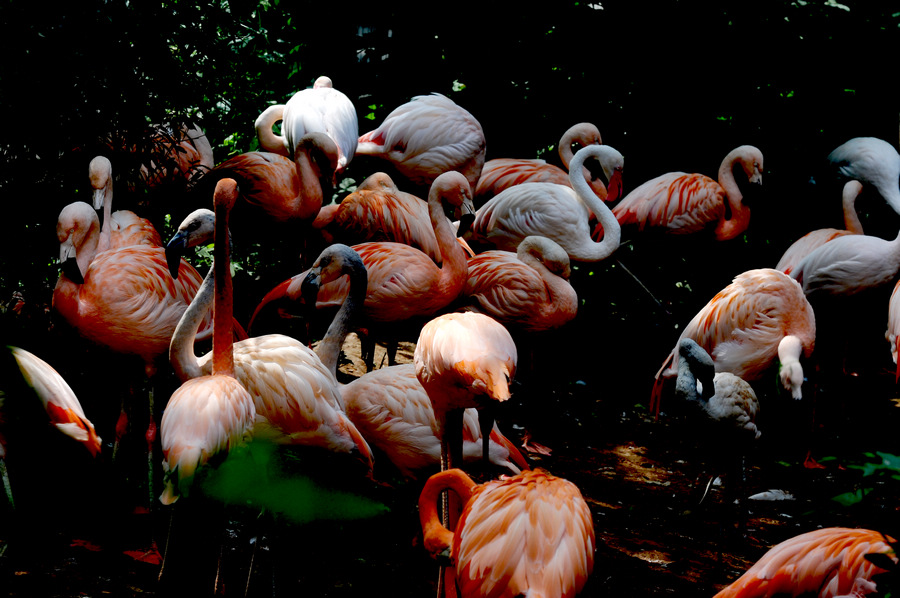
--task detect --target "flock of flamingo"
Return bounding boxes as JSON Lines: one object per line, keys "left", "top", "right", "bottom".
{"left": 3, "top": 74, "right": 900, "bottom": 596}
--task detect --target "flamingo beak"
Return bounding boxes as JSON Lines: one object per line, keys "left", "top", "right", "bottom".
{"left": 606, "top": 168, "right": 624, "bottom": 203}
{"left": 165, "top": 231, "right": 189, "bottom": 279}
{"left": 59, "top": 244, "right": 84, "bottom": 284}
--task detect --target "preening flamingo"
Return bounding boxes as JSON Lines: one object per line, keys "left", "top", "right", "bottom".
{"left": 166, "top": 215, "right": 374, "bottom": 471}
{"left": 458, "top": 235, "right": 578, "bottom": 334}
{"left": 776, "top": 180, "right": 864, "bottom": 275}
{"left": 204, "top": 132, "right": 339, "bottom": 223}
{"left": 340, "top": 364, "right": 527, "bottom": 479}
{"left": 713, "top": 527, "right": 897, "bottom": 598}
{"left": 612, "top": 145, "right": 763, "bottom": 240}
{"left": 789, "top": 223, "right": 900, "bottom": 300}
{"left": 140, "top": 123, "right": 215, "bottom": 188}
{"left": 2, "top": 346, "right": 102, "bottom": 507}
{"left": 474, "top": 122, "right": 617, "bottom": 207}
{"left": 356, "top": 93, "right": 486, "bottom": 192}
{"left": 311, "top": 171, "right": 444, "bottom": 263}
{"left": 465, "top": 144, "right": 623, "bottom": 263}
{"left": 419, "top": 468, "right": 595, "bottom": 598}
{"left": 255, "top": 75, "right": 358, "bottom": 178}
{"left": 827, "top": 136, "right": 900, "bottom": 215}
{"left": 652, "top": 268, "right": 816, "bottom": 416}
{"left": 89, "top": 155, "right": 162, "bottom": 252}
{"left": 414, "top": 311, "right": 517, "bottom": 473}
{"left": 251, "top": 171, "right": 475, "bottom": 370}
{"left": 159, "top": 179, "right": 256, "bottom": 505}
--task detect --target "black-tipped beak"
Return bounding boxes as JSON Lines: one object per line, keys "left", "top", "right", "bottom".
{"left": 300, "top": 270, "right": 322, "bottom": 316}
{"left": 61, "top": 255, "right": 84, "bottom": 285}
{"left": 457, "top": 213, "right": 475, "bottom": 237}
{"left": 165, "top": 232, "right": 188, "bottom": 279}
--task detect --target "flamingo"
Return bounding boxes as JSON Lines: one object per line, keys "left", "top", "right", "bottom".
{"left": 311, "top": 171, "right": 444, "bottom": 263}
{"left": 458, "top": 235, "right": 578, "bottom": 334}
{"left": 89, "top": 155, "right": 162, "bottom": 252}
{"left": 251, "top": 171, "right": 475, "bottom": 370}
{"left": 414, "top": 311, "right": 517, "bottom": 473}
{"left": 356, "top": 93, "right": 486, "bottom": 192}
{"left": 465, "top": 144, "right": 624, "bottom": 263}
{"left": 166, "top": 215, "right": 374, "bottom": 471}
{"left": 886, "top": 279, "right": 900, "bottom": 381}
{"left": 159, "top": 179, "right": 256, "bottom": 505}
{"left": 713, "top": 527, "right": 896, "bottom": 598}
{"left": 473, "top": 122, "right": 618, "bottom": 207}
{"left": 612, "top": 145, "right": 763, "bottom": 240}
{"left": 2, "top": 346, "right": 102, "bottom": 508}
{"left": 296, "top": 245, "right": 527, "bottom": 479}
{"left": 140, "top": 123, "right": 215, "bottom": 188}
{"left": 776, "top": 180, "right": 864, "bottom": 275}
{"left": 203, "top": 132, "right": 339, "bottom": 223}
{"left": 419, "top": 468, "right": 595, "bottom": 598}
{"left": 827, "top": 136, "right": 900, "bottom": 215}
{"left": 652, "top": 268, "right": 816, "bottom": 416}
{"left": 255, "top": 75, "right": 358, "bottom": 178}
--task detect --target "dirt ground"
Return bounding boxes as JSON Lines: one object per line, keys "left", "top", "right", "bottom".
{"left": 2, "top": 307, "right": 899, "bottom": 598}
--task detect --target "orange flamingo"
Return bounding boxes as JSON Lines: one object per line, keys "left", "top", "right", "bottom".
{"left": 89, "top": 155, "right": 162, "bottom": 252}
{"left": 652, "top": 268, "right": 816, "bottom": 414}
{"left": 166, "top": 214, "right": 374, "bottom": 471}
{"left": 159, "top": 179, "right": 256, "bottom": 505}
{"left": 414, "top": 312, "right": 517, "bottom": 473}
{"left": 465, "top": 144, "right": 623, "bottom": 262}
{"left": 612, "top": 145, "right": 764, "bottom": 240}
{"left": 356, "top": 93, "right": 486, "bottom": 192}
{"left": 251, "top": 171, "right": 475, "bottom": 370}
{"left": 255, "top": 75, "right": 358, "bottom": 178}
{"left": 713, "top": 527, "right": 896, "bottom": 598}
{"left": 776, "top": 180, "right": 864, "bottom": 275}
{"left": 311, "top": 171, "right": 444, "bottom": 263}
{"left": 204, "top": 132, "right": 339, "bottom": 223}
{"left": 341, "top": 364, "right": 527, "bottom": 479}
{"left": 296, "top": 243, "right": 526, "bottom": 479}
{"left": 828, "top": 136, "right": 900, "bottom": 214}
{"left": 419, "top": 468, "right": 595, "bottom": 598}
{"left": 458, "top": 235, "right": 578, "bottom": 334}
{"left": 474, "top": 122, "right": 616, "bottom": 207}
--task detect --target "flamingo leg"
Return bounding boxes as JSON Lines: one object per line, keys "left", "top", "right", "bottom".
{"left": 1, "top": 458, "right": 14, "bottom": 511}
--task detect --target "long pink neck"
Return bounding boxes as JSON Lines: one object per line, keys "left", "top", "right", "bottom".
{"left": 429, "top": 184, "right": 468, "bottom": 297}
{"left": 212, "top": 200, "right": 235, "bottom": 377}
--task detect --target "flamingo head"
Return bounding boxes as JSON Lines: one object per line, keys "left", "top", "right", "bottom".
{"left": 165, "top": 208, "right": 216, "bottom": 278}
{"left": 777, "top": 336, "right": 805, "bottom": 400}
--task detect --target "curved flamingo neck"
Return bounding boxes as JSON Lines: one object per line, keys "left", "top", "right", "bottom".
{"left": 316, "top": 252, "right": 368, "bottom": 378}
{"left": 559, "top": 123, "right": 607, "bottom": 199}
{"left": 714, "top": 153, "right": 752, "bottom": 241}
{"left": 517, "top": 242, "right": 576, "bottom": 322}
{"left": 170, "top": 266, "right": 212, "bottom": 382}
{"left": 73, "top": 213, "right": 102, "bottom": 278}
{"left": 254, "top": 104, "right": 289, "bottom": 156}
{"left": 418, "top": 469, "right": 477, "bottom": 557}
{"left": 429, "top": 181, "right": 469, "bottom": 294}
{"left": 212, "top": 186, "right": 236, "bottom": 378}
{"left": 292, "top": 133, "right": 338, "bottom": 220}
{"left": 568, "top": 146, "right": 622, "bottom": 261}
{"left": 842, "top": 180, "right": 864, "bottom": 234}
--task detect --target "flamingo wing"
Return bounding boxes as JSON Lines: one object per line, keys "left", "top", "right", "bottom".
{"left": 613, "top": 172, "right": 725, "bottom": 233}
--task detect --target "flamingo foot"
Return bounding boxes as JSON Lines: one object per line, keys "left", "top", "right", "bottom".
{"left": 803, "top": 453, "right": 826, "bottom": 469}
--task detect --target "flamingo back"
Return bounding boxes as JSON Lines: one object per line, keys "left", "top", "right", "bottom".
{"left": 613, "top": 172, "right": 725, "bottom": 233}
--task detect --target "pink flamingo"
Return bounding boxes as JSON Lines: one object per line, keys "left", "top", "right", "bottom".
{"left": 652, "top": 268, "right": 816, "bottom": 414}
{"left": 166, "top": 213, "right": 374, "bottom": 471}
{"left": 459, "top": 235, "right": 578, "bottom": 334}
{"left": 465, "top": 144, "right": 623, "bottom": 263}
{"left": 612, "top": 145, "right": 764, "bottom": 240}
{"left": 886, "top": 279, "right": 900, "bottom": 381}
{"left": 776, "top": 180, "right": 864, "bottom": 275}
{"left": 828, "top": 136, "right": 900, "bottom": 215}
{"left": 713, "top": 527, "right": 896, "bottom": 598}
{"left": 89, "top": 155, "right": 162, "bottom": 252}
{"left": 474, "top": 122, "right": 617, "bottom": 207}
{"left": 419, "top": 468, "right": 595, "bottom": 598}
{"left": 255, "top": 75, "right": 358, "bottom": 178}
{"left": 205, "top": 132, "right": 339, "bottom": 223}
{"left": 159, "top": 179, "right": 256, "bottom": 505}
{"left": 356, "top": 93, "right": 486, "bottom": 192}
{"left": 251, "top": 171, "right": 475, "bottom": 370}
